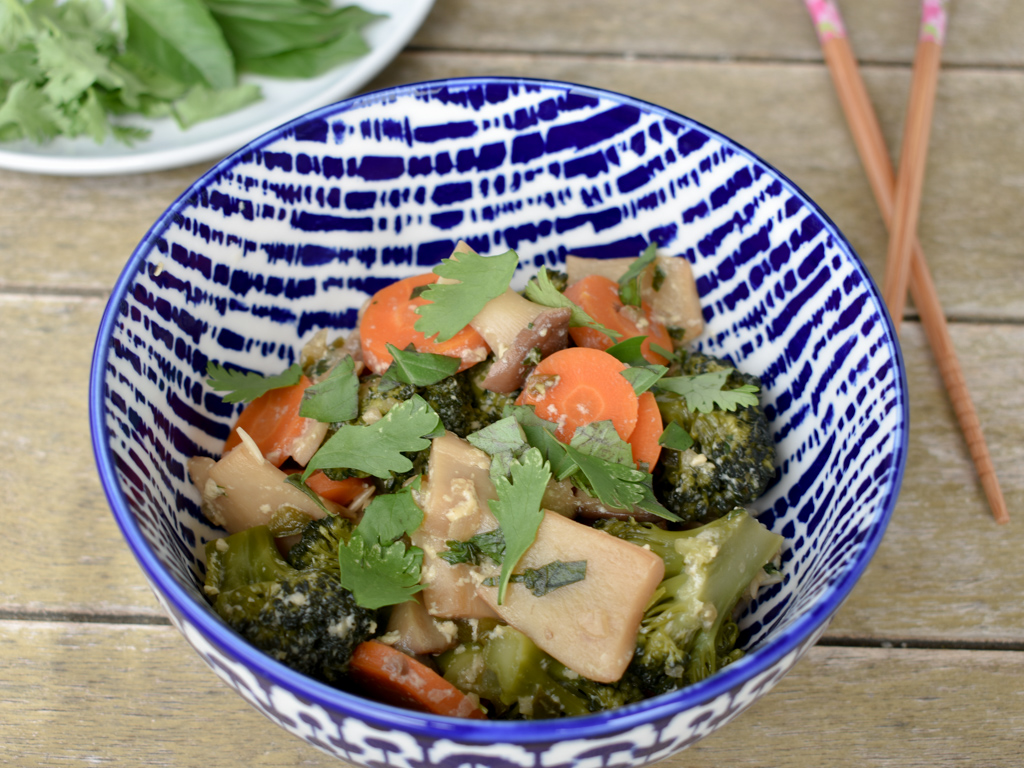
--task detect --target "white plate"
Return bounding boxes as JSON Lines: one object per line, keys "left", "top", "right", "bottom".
{"left": 0, "top": 0, "right": 434, "bottom": 176}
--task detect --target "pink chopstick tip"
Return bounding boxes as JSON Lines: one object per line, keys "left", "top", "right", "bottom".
{"left": 920, "top": 0, "right": 949, "bottom": 44}
{"left": 803, "top": 0, "right": 847, "bottom": 43}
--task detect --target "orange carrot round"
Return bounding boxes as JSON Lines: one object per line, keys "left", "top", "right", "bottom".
{"left": 628, "top": 391, "right": 664, "bottom": 471}
{"left": 563, "top": 274, "right": 673, "bottom": 365}
{"left": 223, "top": 375, "right": 319, "bottom": 467}
{"left": 304, "top": 472, "right": 372, "bottom": 507}
{"left": 348, "top": 640, "right": 486, "bottom": 719}
{"left": 515, "top": 347, "right": 639, "bottom": 443}
{"left": 359, "top": 273, "right": 490, "bottom": 375}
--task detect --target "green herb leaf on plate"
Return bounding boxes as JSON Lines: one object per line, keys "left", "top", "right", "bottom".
{"left": 414, "top": 248, "right": 519, "bottom": 343}
{"left": 206, "top": 360, "right": 303, "bottom": 403}
{"left": 524, "top": 266, "right": 622, "bottom": 340}
{"left": 337, "top": 531, "right": 424, "bottom": 610}
{"left": 301, "top": 394, "right": 443, "bottom": 481}
{"left": 299, "top": 356, "right": 360, "bottom": 423}
{"left": 618, "top": 241, "right": 658, "bottom": 307}
{"left": 382, "top": 343, "right": 461, "bottom": 387}
{"left": 658, "top": 421, "right": 695, "bottom": 452}
{"left": 488, "top": 447, "right": 551, "bottom": 604}
{"left": 656, "top": 369, "right": 761, "bottom": 413}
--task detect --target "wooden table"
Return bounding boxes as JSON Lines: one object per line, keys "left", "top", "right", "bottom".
{"left": 2, "top": 1, "right": 1022, "bottom": 765}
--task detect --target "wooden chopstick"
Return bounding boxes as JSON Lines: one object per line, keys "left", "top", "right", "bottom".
{"left": 803, "top": 1, "right": 1009, "bottom": 524}
{"left": 881, "top": 3, "right": 946, "bottom": 332}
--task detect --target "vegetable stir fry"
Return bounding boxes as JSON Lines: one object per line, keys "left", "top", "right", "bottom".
{"left": 189, "top": 242, "right": 783, "bottom": 719}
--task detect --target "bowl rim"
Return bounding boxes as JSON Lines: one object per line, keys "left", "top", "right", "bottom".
{"left": 89, "top": 75, "right": 906, "bottom": 742}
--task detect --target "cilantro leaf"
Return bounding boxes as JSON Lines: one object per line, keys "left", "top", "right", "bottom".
{"left": 299, "top": 356, "right": 359, "bottom": 423}
{"left": 563, "top": 442, "right": 648, "bottom": 511}
{"left": 382, "top": 343, "right": 461, "bottom": 387}
{"left": 414, "top": 248, "right": 519, "bottom": 342}
{"left": 466, "top": 415, "right": 530, "bottom": 484}
{"left": 505, "top": 405, "right": 578, "bottom": 480}
{"left": 621, "top": 364, "right": 668, "bottom": 395}
{"left": 605, "top": 336, "right": 650, "bottom": 366}
{"left": 206, "top": 360, "right": 303, "bottom": 403}
{"left": 658, "top": 421, "right": 695, "bottom": 451}
{"left": 656, "top": 369, "right": 761, "bottom": 413}
{"left": 483, "top": 560, "right": 587, "bottom": 597}
{"left": 337, "top": 533, "right": 424, "bottom": 610}
{"left": 523, "top": 267, "right": 622, "bottom": 340}
{"left": 335, "top": 478, "right": 426, "bottom": 610}
{"left": 489, "top": 448, "right": 551, "bottom": 604}
{"left": 618, "top": 241, "right": 659, "bottom": 307}
{"left": 356, "top": 479, "right": 424, "bottom": 545}
{"left": 301, "top": 395, "right": 443, "bottom": 481}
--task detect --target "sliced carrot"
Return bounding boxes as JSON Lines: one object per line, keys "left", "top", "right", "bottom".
{"left": 348, "top": 640, "right": 486, "bottom": 719}
{"left": 359, "top": 273, "right": 490, "bottom": 375}
{"left": 223, "top": 375, "right": 319, "bottom": 467}
{"left": 304, "top": 472, "right": 372, "bottom": 506}
{"left": 628, "top": 391, "right": 664, "bottom": 471}
{"left": 563, "top": 274, "right": 673, "bottom": 365}
{"left": 515, "top": 346, "right": 639, "bottom": 443}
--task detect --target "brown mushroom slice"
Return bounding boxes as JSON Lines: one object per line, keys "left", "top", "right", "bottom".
{"left": 564, "top": 253, "right": 704, "bottom": 342}
{"left": 643, "top": 256, "right": 704, "bottom": 343}
{"left": 410, "top": 432, "right": 501, "bottom": 620}
{"left": 479, "top": 306, "right": 571, "bottom": 393}
{"left": 187, "top": 428, "right": 342, "bottom": 534}
{"left": 565, "top": 255, "right": 635, "bottom": 285}
{"left": 475, "top": 510, "right": 665, "bottom": 683}
{"left": 384, "top": 596, "right": 459, "bottom": 657}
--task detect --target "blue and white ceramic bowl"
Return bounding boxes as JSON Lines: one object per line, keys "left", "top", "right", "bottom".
{"left": 90, "top": 77, "right": 907, "bottom": 765}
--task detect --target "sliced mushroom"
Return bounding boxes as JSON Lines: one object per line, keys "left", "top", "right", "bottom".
{"left": 187, "top": 428, "right": 344, "bottom": 534}
{"left": 478, "top": 305, "right": 571, "bottom": 393}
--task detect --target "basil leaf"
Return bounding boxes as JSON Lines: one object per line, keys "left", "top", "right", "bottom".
{"left": 382, "top": 343, "right": 461, "bottom": 387}
{"left": 658, "top": 421, "right": 695, "bottom": 451}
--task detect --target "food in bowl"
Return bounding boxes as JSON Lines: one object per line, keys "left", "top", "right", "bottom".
{"left": 91, "top": 76, "right": 906, "bottom": 765}
{"left": 187, "top": 241, "right": 785, "bottom": 719}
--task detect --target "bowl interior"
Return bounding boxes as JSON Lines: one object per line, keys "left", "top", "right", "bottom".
{"left": 91, "top": 77, "right": 906, "bottom": 737}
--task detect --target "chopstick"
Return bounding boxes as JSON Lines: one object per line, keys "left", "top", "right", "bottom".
{"left": 802, "top": 1, "right": 1009, "bottom": 524}
{"left": 882, "top": 1, "right": 946, "bottom": 331}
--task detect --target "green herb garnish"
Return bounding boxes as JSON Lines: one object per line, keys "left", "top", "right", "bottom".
{"left": 206, "top": 360, "right": 302, "bottom": 403}
{"left": 414, "top": 248, "right": 519, "bottom": 342}
{"left": 656, "top": 369, "right": 761, "bottom": 413}
{"left": 301, "top": 395, "right": 443, "bottom": 481}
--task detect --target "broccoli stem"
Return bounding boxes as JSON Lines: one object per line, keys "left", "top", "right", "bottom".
{"left": 597, "top": 508, "right": 784, "bottom": 693}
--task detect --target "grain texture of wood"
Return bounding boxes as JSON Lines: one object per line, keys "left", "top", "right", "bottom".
{"left": 828, "top": 322, "right": 1024, "bottom": 642}
{"left": 0, "top": 296, "right": 164, "bottom": 618}
{"left": 413, "top": 0, "right": 1024, "bottom": 68}
{"left": 1, "top": 622, "right": 1021, "bottom": 767}
{"left": 3, "top": 56, "right": 1021, "bottom": 322}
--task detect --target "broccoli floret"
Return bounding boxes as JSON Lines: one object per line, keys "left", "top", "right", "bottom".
{"left": 286, "top": 514, "right": 356, "bottom": 573}
{"left": 596, "top": 509, "right": 784, "bottom": 696}
{"left": 204, "top": 525, "right": 377, "bottom": 685}
{"left": 437, "top": 623, "right": 642, "bottom": 719}
{"left": 421, "top": 371, "right": 477, "bottom": 437}
{"left": 466, "top": 358, "right": 518, "bottom": 426}
{"left": 653, "top": 350, "right": 776, "bottom": 524}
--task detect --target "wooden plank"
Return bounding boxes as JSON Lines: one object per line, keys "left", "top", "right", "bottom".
{"left": 412, "top": 0, "right": 1024, "bottom": 68}
{"left": 0, "top": 621, "right": 1021, "bottom": 767}
{"left": 0, "top": 295, "right": 164, "bottom": 618}
{"left": 3, "top": 54, "right": 1022, "bottom": 321}
{"left": 828, "top": 321, "right": 1024, "bottom": 643}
